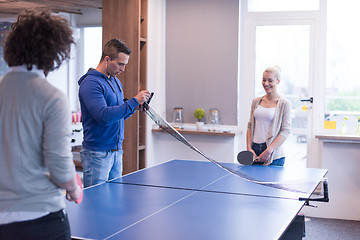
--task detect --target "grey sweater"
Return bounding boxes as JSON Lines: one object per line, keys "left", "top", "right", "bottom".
{"left": 247, "top": 96, "right": 292, "bottom": 161}
{"left": 0, "top": 68, "right": 75, "bottom": 212}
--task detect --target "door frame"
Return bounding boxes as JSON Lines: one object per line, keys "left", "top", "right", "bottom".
{"left": 239, "top": 0, "right": 327, "bottom": 167}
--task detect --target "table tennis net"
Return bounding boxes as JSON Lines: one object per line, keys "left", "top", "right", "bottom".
{"left": 144, "top": 105, "right": 320, "bottom": 195}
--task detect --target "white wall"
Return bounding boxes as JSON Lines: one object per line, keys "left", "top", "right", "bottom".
{"left": 152, "top": 131, "right": 242, "bottom": 164}
{"left": 165, "top": 0, "right": 239, "bottom": 125}
{"left": 302, "top": 140, "right": 360, "bottom": 221}
{"left": 145, "top": 0, "right": 243, "bottom": 167}
{"left": 146, "top": 0, "right": 168, "bottom": 167}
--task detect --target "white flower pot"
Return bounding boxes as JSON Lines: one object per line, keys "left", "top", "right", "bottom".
{"left": 196, "top": 122, "right": 204, "bottom": 131}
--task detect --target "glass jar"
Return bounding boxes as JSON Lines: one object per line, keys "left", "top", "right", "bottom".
{"left": 208, "top": 108, "right": 221, "bottom": 126}
{"left": 172, "top": 107, "right": 184, "bottom": 124}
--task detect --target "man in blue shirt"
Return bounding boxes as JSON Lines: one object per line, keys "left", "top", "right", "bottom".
{"left": 78, "top": 39, "right": 150, "bottom": 187}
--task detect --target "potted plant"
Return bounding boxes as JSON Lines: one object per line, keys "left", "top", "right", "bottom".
{"left": 194, "top": 108, "right": 205, "bottom": 130}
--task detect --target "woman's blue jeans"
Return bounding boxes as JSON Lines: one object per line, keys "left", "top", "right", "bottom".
{"left": 251, "top": 142, "right": 285, "bottom": 166}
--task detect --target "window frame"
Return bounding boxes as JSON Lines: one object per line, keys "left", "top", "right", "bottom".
{"left": 239, "top": 0, "right": 327, "bottom": 167}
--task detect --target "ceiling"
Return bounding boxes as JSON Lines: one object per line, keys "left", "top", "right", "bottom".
{"left": 0, "top": 0, "right": 102, "bottom": 19}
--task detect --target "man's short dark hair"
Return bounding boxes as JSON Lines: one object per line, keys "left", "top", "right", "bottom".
{"left": 101, "top": 39, "right": 131, "bottom": 61}
{"left": 4, "top": 9, "right": 74, "bottom": 74}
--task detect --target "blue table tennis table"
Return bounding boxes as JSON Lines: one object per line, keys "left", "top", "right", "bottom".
{"left": 66, "top": 159, "right": 328, "bottom": 240}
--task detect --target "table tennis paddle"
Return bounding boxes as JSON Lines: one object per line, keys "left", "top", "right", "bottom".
{"left": 237, "top": 151, "right": 256, "bottom": 165}
{"left": 75, "top": 173, "right": 83, "bottom": 204}
{"left": 65, "top": 173, "right": 83, "bottom": 203}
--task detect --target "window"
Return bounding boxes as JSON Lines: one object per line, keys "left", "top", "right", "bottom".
{"left": 248, "top": 0, "right": 319, "bottom": 12}
{"left": 254, "top": 25, "right": 310, "bottom": 131}
{"left": 325, "top": 0, "right": 360, "bottom": 134}
{"left": 244, "top": 0, "right": 360, "bottom": 136}
{"left": 83, "top": 27, "right": 102, "bottom": 73}
{"left": 0, "top": 22, "right": 12, "bottom": 76}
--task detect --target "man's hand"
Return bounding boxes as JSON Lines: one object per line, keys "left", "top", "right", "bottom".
{"left": 135, "top": 90, "right": 150, "bottom": 105}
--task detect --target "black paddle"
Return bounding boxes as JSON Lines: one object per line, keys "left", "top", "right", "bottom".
{"left": 142, "top": 92, "right": 154, "bottom": 110}
{"left": 237, "top": 151, "right": 258, "bottom": 165}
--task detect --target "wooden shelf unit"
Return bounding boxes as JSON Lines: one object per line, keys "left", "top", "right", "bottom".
{"left": 102, "top": 0, "right": 148, "bottom": 175}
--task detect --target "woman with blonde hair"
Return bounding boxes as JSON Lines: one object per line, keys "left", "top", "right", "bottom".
{"left": 246, "top": 66, "right": 291, "bottom": 166}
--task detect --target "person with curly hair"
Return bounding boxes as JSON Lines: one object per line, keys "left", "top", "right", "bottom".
{"left": 0, "top": 9, "right": 82, "bottom": 240}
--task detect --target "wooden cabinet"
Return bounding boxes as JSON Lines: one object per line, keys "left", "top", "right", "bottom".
{"left": 102, "top": 0, "right": 148, "bottom": 174}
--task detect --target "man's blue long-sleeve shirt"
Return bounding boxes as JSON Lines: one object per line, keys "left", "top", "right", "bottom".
{"left": 78, "top": 70, "right": 139, "bottom": 151}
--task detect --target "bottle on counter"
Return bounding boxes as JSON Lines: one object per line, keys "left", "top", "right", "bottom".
{"left": 355, "top": 117, "right": 360, "bottom": 136}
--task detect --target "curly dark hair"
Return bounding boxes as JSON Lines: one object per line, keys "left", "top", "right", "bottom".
{"left": 4, "top": 9, "right": 74, "bottom": 75}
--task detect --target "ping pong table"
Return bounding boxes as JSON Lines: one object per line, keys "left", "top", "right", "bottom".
{"left": 66, "top": 159, "right": 328, "bottom": 240}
